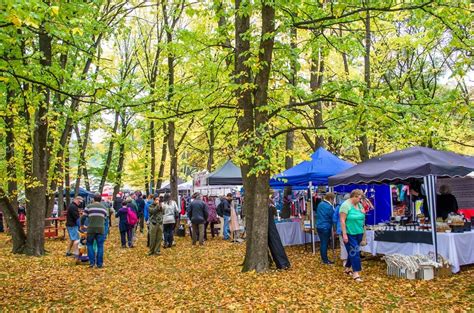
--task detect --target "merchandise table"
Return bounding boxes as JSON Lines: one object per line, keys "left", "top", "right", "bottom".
{"left": 362, "top": 230, "right": 474, "bottom": 273}
{"left": 275, "top": 221, "right": 320, "bottom": 246}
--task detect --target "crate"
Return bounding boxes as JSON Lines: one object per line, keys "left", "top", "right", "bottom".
{"left": 416, "top": 265, "right": 435, "bottom": 280}
{"left": 386, "top": 264, "right": 416, "bottom": 280}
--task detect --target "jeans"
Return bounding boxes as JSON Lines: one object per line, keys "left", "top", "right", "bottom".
{"left": 120, "top": 229, "right": 132, "bottom": 247}
{"left": 317, "top": 228, "right": 331, "bottom": 263}
{"left": 223, "top": 215, "right": 230, "bottom": 240}
{"left": 344, "top": 233, "right": 363, "bottom": 272}
{"left": 163, "top": 223, "right": 174, "bottom": 246}
{"left": 104, "top": 220, "right": 109, "bottom": 240}
{"left": 86, "top": 233, "right": 105, "bottom": 267}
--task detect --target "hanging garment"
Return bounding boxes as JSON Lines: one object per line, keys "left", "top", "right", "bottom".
{"left": 229, "top": 203, "right": 240, "bottom": 233}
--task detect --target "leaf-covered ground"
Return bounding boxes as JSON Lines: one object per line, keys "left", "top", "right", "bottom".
{"left": 1, "top": 228, "right": 473, "bottom": 311}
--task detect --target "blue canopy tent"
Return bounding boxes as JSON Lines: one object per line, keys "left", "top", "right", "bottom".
{"left": 269, "top": 148, "right": 392, "bottom": 253}
{"left": 269, "top": 148, "right": 353, "bottom": 253}
{"left": 270, "top": 147, "right": 353, "bottom": 188}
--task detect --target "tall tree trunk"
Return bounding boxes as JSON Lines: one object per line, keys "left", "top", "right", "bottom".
{"left": 99, "top": 110, "right": 119, "bottom": 194}
{"left": 5, "top": 88, "right": 19, "bottom": 210}
{"left": 113, "top": 117, "right": 127, "bottom": 199}
{"left": 0, "top": 189, "right": 26, "bottom": 253}
{"left": 207, "top": 122, "right": 215, "bottom": 172}
{"left": 358, "top": 9, "right": 370, "bottom": 161}
{"left": 149, "top": 117, "right": 156, "bottom": 194}
{"left": 24, "top": 26, "right": 52, "bottom": 256}
{"left": 237, "top": 0, "right": 275, "bottom": 273}
{"left": 65, "top": 141, "right": 71, "bottom": 207}
{"left": 163, "top": 1, "right": 178, "bottom": 203}
{"left": 156, "top": 123, "right": 168, "bottom": 189}
{"left": 310, "top": 49, "right": 325, "bottom": 150}
{"left": 168, "top": 121, "right": 178, "bottom": 201}
{"left": 73, "top": 119, "right": 91, "bottom": 196}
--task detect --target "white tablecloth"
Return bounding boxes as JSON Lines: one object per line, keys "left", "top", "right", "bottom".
{"left": 362, "top": 230, "right": 474, "bottom": 273}
{"left": 275, "top": 222, "right": 319, "bottom": 246}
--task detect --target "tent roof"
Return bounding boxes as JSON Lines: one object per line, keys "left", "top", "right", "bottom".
{"left": 328, "top": 146, "right": 474, "bottom": 186}
{"left": 270, "top": 147, "right": 353, "bottom": 188}
{"left": 157, "top": 178, "right": 185, "bottom": 192}
{"left": 207, "top": 160, "right": 242, "bottom": 185}
{"left": 178, "top": 181, "right": 193, "bottom": 191}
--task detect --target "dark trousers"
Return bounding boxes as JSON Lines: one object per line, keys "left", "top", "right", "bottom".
{"left": 191, "top": 223, "right": 205, "bottom": 245}
{"left": 139, "top": 215, "right": 144, "bottom": 233}
{"left": 120, "top": 229, "right": 132, "bottom": 247}
{"left": 204, "top": 222, "right": 218, "bottom": 240}
{"left": 317, "top": 227, "right": 332, "bottom": 263}
{"left": 163, "top": 223, "right": 174, "bottom": 247}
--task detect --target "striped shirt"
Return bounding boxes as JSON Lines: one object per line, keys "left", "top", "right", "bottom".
{"left": 84, "top": 202, "right": 107, "bottom": 234}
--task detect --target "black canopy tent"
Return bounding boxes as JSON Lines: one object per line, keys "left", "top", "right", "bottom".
{"left": 207, "top": 160, "right": 242, "bottom": 185}
{"left": 328, "top": 146, "right": 474, "bottom": 261}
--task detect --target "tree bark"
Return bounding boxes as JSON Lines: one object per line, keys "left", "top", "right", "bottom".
{"left": 163, "top": 1, "right": 178, "bottom": 202}
{"left": 99, "top": 110, "right": 119, "bottom": 194}
{"left": 149, "top": 117, "right": 156, "bottom": 194}
{"left": 156, "top": 122, "right": 168, "bottom": 189}
{"left": 206, "top": 121, "right": 215, "bottom": 172}
{"left": 5, "top": 88, "right": 19, "bottom": 210}
{"left": 310, "top": 50, "right": 325, "bottom": 149}
{"left": 65, "top": 141, "right": 71, "bottom": 208}
{"left": 24, "top": 26, "right": 52, "bottom": 256}
{"left": 237, "top": 0, "right": 275, "bottom": 273}
{"left": 0, "top": 189, "right": 26, "bottom": 253}
{"left": 73, "top": 119, "right": 91, "bottom": 196}
{"left": 358, "top": 9, "right": 370, "bottom": 161}
{"left": 113, "top": 116, "right": 127, "bottom": 199}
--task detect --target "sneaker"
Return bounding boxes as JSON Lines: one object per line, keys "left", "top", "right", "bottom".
{"left": 323, "top": 260, "right": 335, "bottom": 265}
{"left": 65, "top": 252, "right": 73, "bottom": 257}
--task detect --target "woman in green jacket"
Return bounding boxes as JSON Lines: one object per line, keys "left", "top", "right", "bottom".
{"left": 340, "top": 189, "right": 366, "bottom": 282}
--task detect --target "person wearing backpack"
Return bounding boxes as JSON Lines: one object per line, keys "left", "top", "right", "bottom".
{"left": 126, "top": 197, "right": 139, "bottom": 246}
{"left": 116, "top": 202, "right": 132, "bottom": 248}
{"left": 148, "top": 195, "right": 164, "bottom": 255}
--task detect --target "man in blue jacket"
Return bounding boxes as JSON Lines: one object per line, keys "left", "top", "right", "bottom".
{"left": 316, "top": 192, "right": 336, "bottom": 264}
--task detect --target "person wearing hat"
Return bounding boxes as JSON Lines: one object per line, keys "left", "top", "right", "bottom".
{"left": 66, "top": 196, "right": 83, "bottom": 257}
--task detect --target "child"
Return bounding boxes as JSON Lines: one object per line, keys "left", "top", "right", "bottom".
{"left": 75, "top": 230, "right": 90, "bottom": 265}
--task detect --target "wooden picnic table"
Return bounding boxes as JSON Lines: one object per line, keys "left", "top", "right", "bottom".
{"left": 44, "top": 217, "right": 66, "bottom": 239}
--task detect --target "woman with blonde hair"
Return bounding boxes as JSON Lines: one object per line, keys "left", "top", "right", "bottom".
{"left": 339, "top": 189, "right": 366, "bottom": 282}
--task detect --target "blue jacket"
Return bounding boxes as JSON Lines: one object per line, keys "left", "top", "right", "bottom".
{"left": 144, "top": 200, "right": 153, "bottom": 222}
{"left": 333, "top": 204, "right": 342, "bottom": 235}
{"left": 316, "top": 200, "right": 334, "bottom": 230}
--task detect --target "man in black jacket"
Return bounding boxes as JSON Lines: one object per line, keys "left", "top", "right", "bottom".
{"left": 187, "top": 192, "right": 209, "bottom": 246}
{"left": 217, "top": 193, "right": 232, "bottom": 240}
{"left": 66, "top": 196, "right": 83, "bottom": 257}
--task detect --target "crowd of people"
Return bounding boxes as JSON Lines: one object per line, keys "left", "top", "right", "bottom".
{"left": 62, "top": 190, "right": 237, "bottom": 268}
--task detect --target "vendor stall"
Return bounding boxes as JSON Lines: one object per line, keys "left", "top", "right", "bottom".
{"left": 275, "top": 219, "right": 320, "bottom": 246}
{"left": 362, "top": 230, "right": 474, "bottom": 273}
{"left": 270, "top": 147, "right": 353, "bottom": 252}
{"left": 329, "top": 146, "right": 474, "bottom": 268}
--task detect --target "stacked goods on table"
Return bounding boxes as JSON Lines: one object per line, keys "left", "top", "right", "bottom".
{"left": 383, "top": 254, "right": 446, "bottom": 280}
{"left": 447, "top": 214, "right": 468, "bottom": 233}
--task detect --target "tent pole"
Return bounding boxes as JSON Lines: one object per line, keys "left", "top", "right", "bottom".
{"left": 424, "top": 175, "right": 438, "bottom": 262}
{"left": 309, "top": 182, "right": 315, "bottom": 254}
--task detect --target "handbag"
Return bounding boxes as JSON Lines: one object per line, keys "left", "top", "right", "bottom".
{"left": 360, "top": 227, "right": 367, "bottom": 246}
